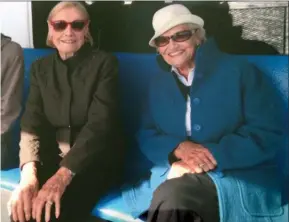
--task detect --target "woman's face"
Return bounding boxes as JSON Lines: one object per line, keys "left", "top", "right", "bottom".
{"left": 156, "top": 24, "right": 198, "bottom": 68}
{"left": 48, "top": 7, "right": 89, "bottom": 55}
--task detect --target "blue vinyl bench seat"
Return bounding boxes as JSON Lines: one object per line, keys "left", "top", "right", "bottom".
{"left": 0, "top": 168, "right": 143, "bottom": 222}
{"left": 1, "top": 48, "right": 288, "bottom": 222}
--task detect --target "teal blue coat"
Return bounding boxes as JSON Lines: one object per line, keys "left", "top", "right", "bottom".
{"left": 122, "top": 39, "right": 288, "bottom": 222}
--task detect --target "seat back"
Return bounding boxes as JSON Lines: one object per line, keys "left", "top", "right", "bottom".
{"left": 19, "top": 50, "right": 289, "bottom": 199}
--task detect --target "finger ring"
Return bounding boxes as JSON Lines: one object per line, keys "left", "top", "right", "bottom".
{"left": 46, "top": 201, "right": 53, "bottom": 205}
{"left": 198, "top": 163, "right": 205, "bottom": 168}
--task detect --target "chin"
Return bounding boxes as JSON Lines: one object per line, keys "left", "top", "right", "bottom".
{"left": 60, "top": 43, "right": 81, "bottom": 50}
{"left": 170, "top": 60, "right": 186, "bottom": 68}
{"left": 172, "top": 56, "right": 193, "bottom": 67}
{"left": 166, "top": 55, "right": 184, "bottom": 66}
{"left": 60, "top": 47, "right": 78, "bottom": 54}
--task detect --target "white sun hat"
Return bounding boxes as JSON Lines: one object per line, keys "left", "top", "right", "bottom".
{"left": 149, "top": 4, "right": 204, "bottom": 47}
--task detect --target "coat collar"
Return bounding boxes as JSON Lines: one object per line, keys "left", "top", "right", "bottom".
{"left": 157, "top": 37, "right": 222, "bottom": 75}
{"left": 157, "top": 37, "right": 223, "bottom": 94}
{"left": 55, "top": 43, "right": 93, "bottom": 71}
{"left": 193, "top": 37, "right": 222, "bottom": 78}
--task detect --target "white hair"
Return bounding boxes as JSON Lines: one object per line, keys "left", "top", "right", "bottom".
{"left": 46, "top": 1, "right": 93, "bottom": 47}
{"left": 185, "top": 23, "right": 206, "bottom": 43}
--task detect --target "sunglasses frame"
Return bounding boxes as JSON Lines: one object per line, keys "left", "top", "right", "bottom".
{"left": 49, "top": 20, "right": 89, "bottom": 32}
{"left": 154, "top": 29, "right": 199, "bottom": 47}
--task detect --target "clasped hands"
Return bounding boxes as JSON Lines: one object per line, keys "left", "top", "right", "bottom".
{"left": 167, "top": 141, "right": 217, "bottom": 180}
{"left": 8, "top": 163, "right": 73, "bottom": 222}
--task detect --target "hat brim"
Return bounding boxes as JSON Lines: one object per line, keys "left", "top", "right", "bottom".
{"left": 149, "top": 14, "right": 204, "bottom": 47}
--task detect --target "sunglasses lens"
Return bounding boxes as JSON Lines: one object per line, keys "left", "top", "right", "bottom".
{"left": 52, "top": 21, "right": 67, "bottom": 31}
{"left": 154, "top": 36, "right": 169, "bottom": 47}
{"left": 154, "top": 30, "right": 194, "bottom": 47}
{"left": 51, "top": 20, "right": 86, "bottom": 31}
{"left": 173, "top": 31, "right": 192, "bottom": 42}
{"left": 71, "top": 21, "right": 86, "bottom": 31}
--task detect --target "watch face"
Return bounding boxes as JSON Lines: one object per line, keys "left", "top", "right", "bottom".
{"left": 30, "top": 1, "right": 288, "bottom": 54}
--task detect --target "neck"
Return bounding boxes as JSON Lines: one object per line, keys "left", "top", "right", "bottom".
{"left": 59, "top": 52, "right": 75, "bottom": 60}
{"left": 176, "top": 60, "right": 195, "bottom": 79}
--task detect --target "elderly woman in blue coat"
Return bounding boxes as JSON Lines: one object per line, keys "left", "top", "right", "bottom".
{"left": 122, "top": 3, "right": 288, "bottom": 222}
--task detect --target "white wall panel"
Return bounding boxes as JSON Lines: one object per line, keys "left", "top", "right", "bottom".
{"left": 0, "top": 2, "right": 33, "bottom": 48}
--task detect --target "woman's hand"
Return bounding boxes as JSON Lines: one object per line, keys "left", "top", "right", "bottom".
{"left": 8, "top": 162, "right": 39, "bottom": 222}
{"left": 167, "top": 161, "right": 191, "bottom": 180}
{"left": 174, "top": 141, "right": 217, "bottom": 173}
{"left": 32, "top": 167, "right": 73, "bottom": 222}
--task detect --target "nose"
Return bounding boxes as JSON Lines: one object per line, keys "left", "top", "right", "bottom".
{"left": 166, "top": 38, "right": 178, "bottom": 50}
{"left": 63, "top": 25, "right": 73, "bottom": 36}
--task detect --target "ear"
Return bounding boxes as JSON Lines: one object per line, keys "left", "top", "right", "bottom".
{"left": 193, "top": 36, "right": 201, "bottom": 48}
{"left": 47, "top": 20, "right": 53, "bottom": 33}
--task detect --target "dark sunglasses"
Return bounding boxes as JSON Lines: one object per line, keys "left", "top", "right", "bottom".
{"left": 49, "top": 20, "right": 88, "bottom": 32}
{"left": 154, "top": 29, "right": 198, "bottom": 47}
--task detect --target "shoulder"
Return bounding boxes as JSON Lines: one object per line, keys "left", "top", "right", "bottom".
{"left": 30, "top": 52, "right": 55, "bottom": 71}
{"left": 217, "top": 51, "right": 249, "bottom": 69}
{"left": 8, "top": 41, "right": 23, "bottom": 56}
{"left": 225, "top": 55, "right": 261, "bottom": 79}
{"left": 218, "top": 54, "right": 268, "bottom": 93}
{"left": 87, "top": 49, "right": 119, "bottom": 79}
{"left": 90, "top": 48, "right": 118, "bottom": 65}
{"left": 2, "top": 40, "right": 24, "bottom": 60}
{"left": 216, "top": 52, "right": 259, "bottom": 79}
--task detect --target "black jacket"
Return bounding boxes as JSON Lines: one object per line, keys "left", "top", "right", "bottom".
{"left": 19, "top": 45, "right": 120, "bottom": 174}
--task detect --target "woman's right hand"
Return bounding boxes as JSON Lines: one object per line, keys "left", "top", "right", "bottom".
{"left": 8, "top": 163, "right": 39, "bottom": 222}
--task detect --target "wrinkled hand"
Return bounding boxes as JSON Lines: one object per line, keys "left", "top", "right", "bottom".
{"left": 174, "top": 141, "right": 217, "bottom": 173}
{"left": 8, "top": 163, "right": 39, "bottom": 222}
{"left": 167, "top": 161, "right": 191, "bottom": 180}
{"left": 32, "top": 167, "right": 72, "bottom": 222}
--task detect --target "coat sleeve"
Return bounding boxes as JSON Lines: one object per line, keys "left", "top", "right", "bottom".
{"left": 59, "top": 54, "right": 120, "bottom": 174}
{"left": 19, "top": 62, "right": 47, "bottom": 168}
{"left": 204, "top": 62, "right": 286, "bottom": 171}
{"left": 137, "top": 83, "right": 184, "bottom": 167}
{"left": 1, "top": 42, "right": 24, "bottom": 135}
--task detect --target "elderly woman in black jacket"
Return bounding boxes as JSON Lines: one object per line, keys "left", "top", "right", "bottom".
{"left": 8, "top": 2, "right": 121, "bottom": 222}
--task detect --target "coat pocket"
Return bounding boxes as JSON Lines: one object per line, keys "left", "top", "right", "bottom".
{"left": 236, "top": 167, "right": 283, "bottom": 217}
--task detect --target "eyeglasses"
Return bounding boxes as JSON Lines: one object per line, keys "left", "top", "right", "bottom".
{"left": 49, "top": 20, "right": 88, "bottom": 32}
{"left": 154, "top": 29, "right": 198, "bottom": 47}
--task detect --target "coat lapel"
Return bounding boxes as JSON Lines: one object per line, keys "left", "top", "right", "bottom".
{"left": 158, "top": 71, "right": 187, "bottom": 137}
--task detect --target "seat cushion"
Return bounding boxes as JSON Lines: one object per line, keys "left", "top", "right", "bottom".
{"left": 0, "top": 168, "right": 144, "bottom": 221}
{"left": 0, "top": 168, "right": 20, "bottom": 191}
{"left": 92, "top": 191, "right": 144, "bottom": 222}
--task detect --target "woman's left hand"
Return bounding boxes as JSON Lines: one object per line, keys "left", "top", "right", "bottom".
{"left": 174, "top": 141, "right": 217, "bottom": 173}
{"left": 32, "top": 167, "right": 73, "bottom": 222}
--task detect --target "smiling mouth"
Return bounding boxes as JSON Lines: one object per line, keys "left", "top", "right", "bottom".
{"left": 61, "top": 40, "right": 76, "bottom": 44}
{"left": 169, "top": 51, "right": 184, "bottom": 57}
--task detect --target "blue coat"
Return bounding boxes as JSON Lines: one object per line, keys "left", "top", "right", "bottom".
{"left": 122, "top": 38, "right": 288, "bottom": 222}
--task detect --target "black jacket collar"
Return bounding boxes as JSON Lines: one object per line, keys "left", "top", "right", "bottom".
{"left": 55, "top": 43, "right": 92, "bottom": 72}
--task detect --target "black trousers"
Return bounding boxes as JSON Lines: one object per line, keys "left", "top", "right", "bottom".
{"left": 146, "top": 173, "right": 219, "bottom": 222}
